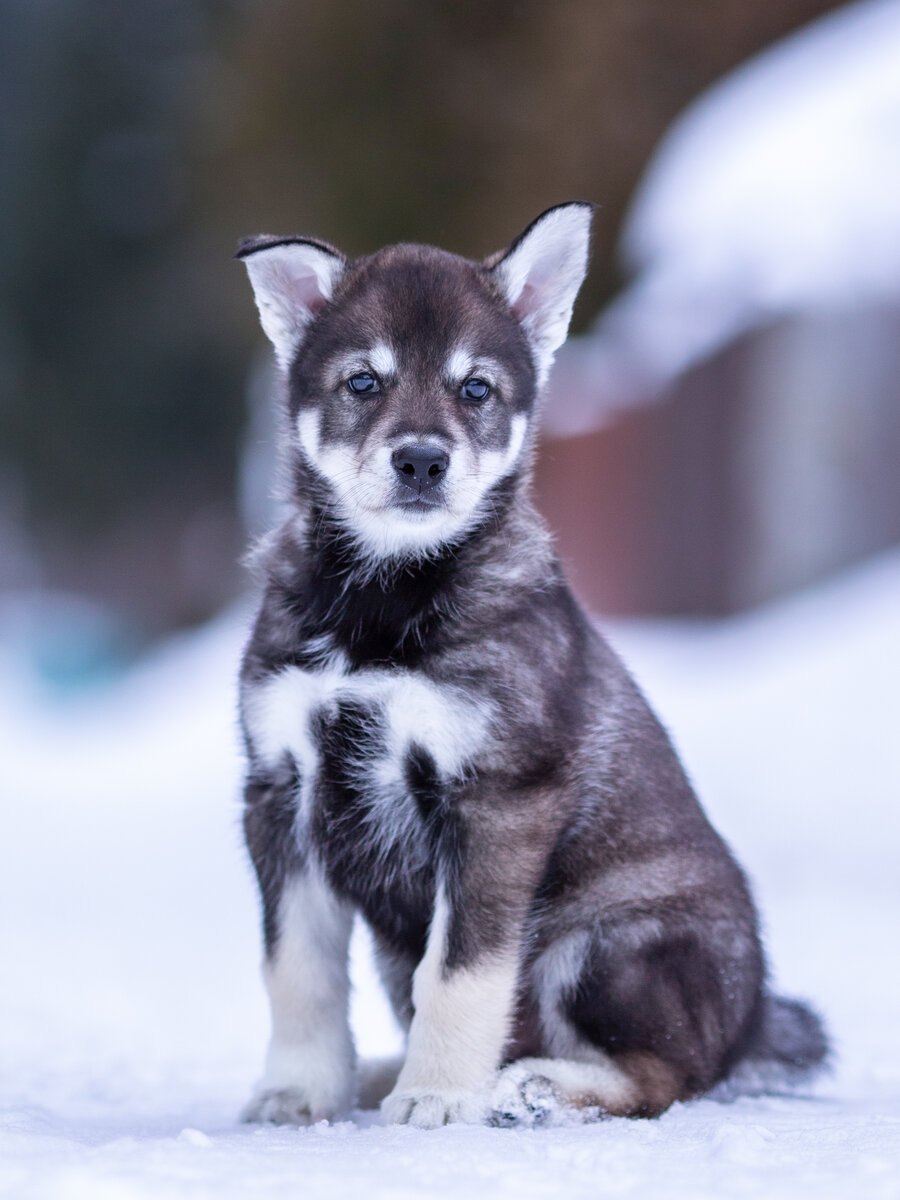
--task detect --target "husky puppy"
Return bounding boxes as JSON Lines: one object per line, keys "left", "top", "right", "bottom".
{"left": 236, "top": 204, "right": 827, "bottom": 1128}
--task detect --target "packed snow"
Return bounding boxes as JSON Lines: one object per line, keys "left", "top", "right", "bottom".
{"left": 3, "top": 548, "right": 900, "bottom": 1198}
{"left": 546, "top": 0, "right": 900, "bottom": 434}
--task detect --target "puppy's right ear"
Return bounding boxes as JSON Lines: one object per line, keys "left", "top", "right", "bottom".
{"left": 237, "top": 235, "right": 346, "bottom": 370}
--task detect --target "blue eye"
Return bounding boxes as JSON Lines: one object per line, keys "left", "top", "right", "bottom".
{"left": 347, "top": 372, "right": 379, "bottom": 395}
{"left": 460, "top": 377, "right": 491, "bottom": 403}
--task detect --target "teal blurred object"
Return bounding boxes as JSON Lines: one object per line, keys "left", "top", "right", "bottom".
{"left": 3, "top": 594, "right": 138, "bottom": 694}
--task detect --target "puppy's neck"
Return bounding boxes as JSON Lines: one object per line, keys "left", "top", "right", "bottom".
{"left": 294, "top": 504, "right": 482, "bottom": 667}
{"left": 268, "top": 474, "right": 550, "bottom": 669}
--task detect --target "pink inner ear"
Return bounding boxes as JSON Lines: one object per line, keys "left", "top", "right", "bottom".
{"left": 510, "top": 281, "right": 541, "bottom": 322}
{"left": 291, "top": 267, "right": 331, "bottom": 316}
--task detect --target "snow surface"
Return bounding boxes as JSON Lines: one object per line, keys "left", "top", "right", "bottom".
{"left": 3, "top": 550, "right": 900, "bottom": 1198}
{"left": 546, "top": 0, "right": 900, "bottom": 434}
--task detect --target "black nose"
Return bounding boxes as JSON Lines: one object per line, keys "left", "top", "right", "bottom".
{"left": 391, "top": 443, "right": 449, "bottom": 491}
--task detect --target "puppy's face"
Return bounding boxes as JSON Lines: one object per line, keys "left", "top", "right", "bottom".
{"left": 287, "top": 247, "right": 535, "bottom": 559}
{"left": 240, "top": 204, "right": 592, "bottom": 560}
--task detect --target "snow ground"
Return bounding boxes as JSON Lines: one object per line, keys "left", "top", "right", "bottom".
{"left": 2, "top": 551, "right": 900, "bottom": 1199}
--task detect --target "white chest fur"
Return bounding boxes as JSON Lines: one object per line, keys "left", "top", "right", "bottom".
{"left": 243, "top": 651, "right": 491, "bottom": 820}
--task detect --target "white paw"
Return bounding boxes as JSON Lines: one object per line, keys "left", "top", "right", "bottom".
{"left": 380, "top": 1086, "right": 490, "bottom": 1129}
{"left": 241, "top": 1069, "right": 354, "bottom": 1125}
{"left": 489, "top": 1062, "right": 560, "bottom": 1128}
{"left": 241, "top": 1086, "right": 326, "bottom": 1126}
{"left": 242, "top": 1040, "right": 355, "bottom": 1125}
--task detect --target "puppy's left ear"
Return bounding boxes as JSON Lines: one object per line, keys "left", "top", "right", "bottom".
{"left": 237, "top": 235, "right": 347, "bottom": 371}
{"left": 488, "top": 202, "right": 593, "bottom": 386}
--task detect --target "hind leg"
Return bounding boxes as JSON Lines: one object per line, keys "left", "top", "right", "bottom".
{"left": 496, "top": 915, "right": 763, "bottom": 1123}
{"left": 491, "top": 1053, "right": 680, "bottom": 1125}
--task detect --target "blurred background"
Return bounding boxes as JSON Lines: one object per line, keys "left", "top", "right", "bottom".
{"left": 2, "top": 0, "right": 900, "bottom": 681}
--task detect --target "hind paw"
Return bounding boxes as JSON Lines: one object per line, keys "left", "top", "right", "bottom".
{"left": 489, "top": 1063, "right": 558, "bottom": 1128}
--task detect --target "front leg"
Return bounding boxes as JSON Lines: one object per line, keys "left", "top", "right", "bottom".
{"left": 381, "top": 791, "right": 551, "bottom": 1128}
{"left": 380, "top": 886, "right": 520, "bottom": 1127}
{"left": 242, "top": 774, "right": 356, "bottom": 1124}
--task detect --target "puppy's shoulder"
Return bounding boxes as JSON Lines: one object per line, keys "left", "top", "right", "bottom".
{"left": 241, "top": 518, "right": 316, "bottom": 681}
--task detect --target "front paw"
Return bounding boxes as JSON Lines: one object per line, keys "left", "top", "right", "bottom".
{"left": 241, "top": 1086, "right": 326, "bottom": 1126}
{"left": 380, "top": 1086, "right": 489, "bottom": 1129}
{"left": 242, "top": 1039, "right": 355, "bottom": 1125}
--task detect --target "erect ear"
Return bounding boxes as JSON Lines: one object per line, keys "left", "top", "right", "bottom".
{"left": 488, "top": 202, "right": 593, "bottom": 387}
{"left": 236, "top": 235, "right": 347, "bottom": 370}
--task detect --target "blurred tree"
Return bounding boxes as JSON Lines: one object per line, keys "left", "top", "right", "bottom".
{"left": 0, "top": 0, "right": 847, "bottom": 636}
{"left": 0, "top": 0, "right": 249, "bottom": 633}
{"left": 210, "top": 0, "right": 847, "bottom": 311}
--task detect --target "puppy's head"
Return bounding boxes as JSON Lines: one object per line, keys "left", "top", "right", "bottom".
{"left": 239, "top": 203, "right": 592, "bottom": 562}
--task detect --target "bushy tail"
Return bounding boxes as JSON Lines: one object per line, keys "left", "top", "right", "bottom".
{"left": 719, "top": 994, "right": 830, "bottom": 1098}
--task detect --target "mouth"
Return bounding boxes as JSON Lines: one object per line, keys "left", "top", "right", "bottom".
{"left": 393, "top": 494, "right": 445, "bottom": 515}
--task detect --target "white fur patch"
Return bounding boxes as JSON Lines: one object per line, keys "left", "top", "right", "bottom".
{"left": 445, "top": 345, "right": 474, "bottom": 382}
{"left": 368, "top": 342, "right": 397, "bottom": 379}
{"left": 311, "top": 436, "right": 472, "bottom": 560}
{"left": 379, "top": 672, "right": 489, "bottom": 777}
{"left": 243, "top": 659, "right": 493, "bottom": 871}
{"left": 246, "top": 658, "right": 489, "bottom": 777}
{"left": 340, "top": 495, "right": 475, "bottom": 562}
{"left": 311, "top": 435, "right": 460, "bottom": 559}
{"left": 444, "top": 348, "right": 507, "bottom": 391}
{"left": 306, "top": 411, "right": 530, "bottom": 562}
{"left": 477, "top": 413, "right": 528, "bottom": 488}
{"left": 296, "top": 409, "right": 321, "bottom": 461}
{"left": 326, "top": 344, "right": 398, "bottom": 388}
{"left": 381, "top": 891, "right": 519, "bottom": 1127}
{"left": 243, "top": 870, "right": 356, "bottom": 1123}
